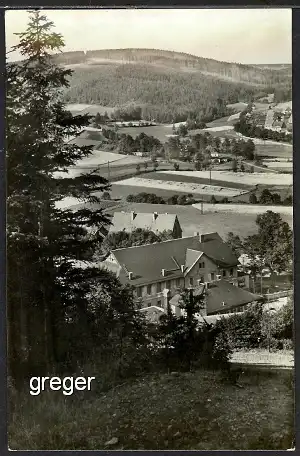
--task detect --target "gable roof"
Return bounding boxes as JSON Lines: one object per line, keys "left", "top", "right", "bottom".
{"left": 109, "top": 211, "right": 179, "bottom": 234}
{"left": 169, "top": 279, "right": 261, "bottom": 315}
{"left": 103, "top": 233, "right": 239, "bottom": 286}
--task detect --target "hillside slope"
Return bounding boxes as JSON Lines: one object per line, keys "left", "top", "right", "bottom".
{"left": 57, "top": 49, "right": 292, "bottom": 123}
{"left": 10, "top": 369, "right": 293, "bottom": 450}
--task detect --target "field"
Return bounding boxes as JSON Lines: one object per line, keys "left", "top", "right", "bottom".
{"left": 109, "top": 183, "right": 216, "bottom": 202}
{"left": 248, "top": 143, "right": 292, "bottom": 158}
{"left": 192, "top": 202, "right": 293, "bottom": 218}
{"left": 9, "top": 369, "right": 294, "bottom": 450}
{"left": 189, "top": 127, "right": 240, "bottom": 140}
{"left": 114, "top": 177, "right": 248, "bottom": 198}
{"left": 53, "top": 150, "right": 150, "bottom": 180}
{"left": 117, "top": 124, "right": 173, "bottom": 143}
{"left": 159, "top": 170, "right": 292, "bottom": 186}
{"left": 226, "top": 102, "right": 248, "bottom": 111}
{"left": 262, "top": 161, "right": 293, "bottom": 171}
{"left": 145, "top": 171, "right": 252, "bottom": 190}
{"left": 206, "top": 116, "right": 239, "bottom": 128}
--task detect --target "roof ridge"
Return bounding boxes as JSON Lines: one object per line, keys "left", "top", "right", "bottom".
{"left": 112, "top": 235, "right": 198, "bottom": 252}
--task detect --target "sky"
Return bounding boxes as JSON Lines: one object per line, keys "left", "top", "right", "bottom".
{"left": 5, "top": 8, "right": 292, "bottom": 64}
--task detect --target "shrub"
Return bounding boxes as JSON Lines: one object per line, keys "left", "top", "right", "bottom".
{"left": 102, "top": 191, "right": 111, "bottom": 200}
{"left": 215, "top": 303, "right": 263, "bottom": 350}
{"left": 249, "top": 193, "right": 258, "bottom": 204}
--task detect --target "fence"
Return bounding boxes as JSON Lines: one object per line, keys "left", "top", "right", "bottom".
{"left": 264, "top": 290, "right": 293, "bottom": 302}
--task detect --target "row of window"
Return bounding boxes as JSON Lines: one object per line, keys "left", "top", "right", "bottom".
{"left": 136, "top": 268, "right": 236, "bottom": 297}
{"left": 136, "top": 278, "right": 182, "bottom": 297}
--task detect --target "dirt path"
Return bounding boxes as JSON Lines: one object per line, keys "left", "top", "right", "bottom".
{"left": 231, "top": 350, "right": 294, "bottom": 368}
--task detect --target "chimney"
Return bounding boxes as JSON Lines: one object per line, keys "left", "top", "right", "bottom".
{"left": 131, "top": 211, "right": 136, "bottom": 221}
{"left": 128, "top": 271, "right": 133, "bottom": 280}
{"left": 161, "top": 268, "right": 166, "bottom": 277}
{"left": 180, "top": 264, "right": 185, "bottom": 273}
{"left": 153, "top": 212, "right": 158, "bottom": 221}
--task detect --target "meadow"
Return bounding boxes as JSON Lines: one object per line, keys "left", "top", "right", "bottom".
{"left": 192, "top": 202, "right": 293, "bottom": 217}
{"left": 9, "top": 368, "right": 293, "bottom": 450}
{"left": 147, "top": 171, "right": 252, "bottom": 190}
{"left": 159, "top": 170, "right": 292, "bottom": 186}
{"left": 117, "top": 124, "right": 174, "bottom": 143}
{"left": 114, "top": 177, "right": 248, "bottom": 198}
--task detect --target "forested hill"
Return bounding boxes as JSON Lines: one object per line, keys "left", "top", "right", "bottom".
{"left": 56, "top": 49, "right": 292, "bottom": 123}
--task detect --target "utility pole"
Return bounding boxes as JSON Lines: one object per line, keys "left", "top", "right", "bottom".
{"left": 209, "top": 167, "right": 212, "bottom": 185}
{"left": 201, "top": 201, "right": 204, "bottom": 215}
{"left": 107, "top": 160, "right": 110, "bottom": 180}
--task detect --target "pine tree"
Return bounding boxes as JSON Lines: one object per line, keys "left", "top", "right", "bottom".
{"left": 7, "top": 11, "right": 114, "bottom": 382}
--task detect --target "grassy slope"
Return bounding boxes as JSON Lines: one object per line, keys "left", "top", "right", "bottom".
{"left": 9, "top": 369, "right": 294, "bottom": 450}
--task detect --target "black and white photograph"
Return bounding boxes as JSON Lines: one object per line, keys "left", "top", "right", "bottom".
{"left": 6, "top": 8, "right": 294, "bottom": 450}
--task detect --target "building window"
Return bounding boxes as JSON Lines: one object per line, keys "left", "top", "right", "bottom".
{"left": 137, "top": 287, "right": 142, "bottom": 298}
{"left": 230, "top": 268, "right": 234, "bottom": 276}
{"left": 176, "top": 278, "right": 180, "bottom": 287}
{"left": 222, "top": 269, "right": 226, "bottom": 277}
{"left": 200, "top": 276, "right": 204, "bottom": 283}
{"left": 199, "top": 262, "right": 205, "bottom": 269}
{"left": 166, "top": 280, "right": 171, "bottom": 289}
{"left": 148, "top": 302, "right": 151, "bottom": 307}
{"left": 211, "top": 272, "right": 215, "bottom": 281}
{"left": 157, "top": 300, "right": 161, "bottom": 307}
{"left": 147, "top": 285, "right": 152, "bottom": 295}
{"left": 189, "top": 277, "right": 194, "bottom": 286}
{"left": 157, "top": 282, "right": 162, "bottom": 293}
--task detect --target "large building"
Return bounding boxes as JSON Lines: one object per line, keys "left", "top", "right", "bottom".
{"left": 108, "top": 211, "right": 182, "bottom": 238}
{"left": 101, "top": 232, "right": 258, "bottom": 315}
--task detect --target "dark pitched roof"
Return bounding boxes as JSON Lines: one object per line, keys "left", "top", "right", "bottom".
{"left": 109, "top": 211, "right": 178, "bottom": 234}
{"left": 205, "top": 280, "right": 262, "bottom": 314}
{"left": 104, "top": 233, "right": 238, "bottom": 286}
{"left": 170, "top": 279, "right": 261, "bottom": 315}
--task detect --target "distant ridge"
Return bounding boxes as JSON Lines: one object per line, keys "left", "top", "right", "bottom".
{"left": 55, "top": 48, "right": 291, "bottom": 123}
{"left": 53, "top": 48, "right": 291, "bottom": 72}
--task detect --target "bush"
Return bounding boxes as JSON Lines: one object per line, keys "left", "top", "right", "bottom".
{"left": 249, "top": 193, "right": 258, "bottom": 204}
{"left": 126, "top": 192, "right": 165, "bottom": 204}
{"left": 215, "top": 304, "right": 263, "bottom": 350}
{"left": 102, "top": 191, "right": 111, "bottom": 200}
